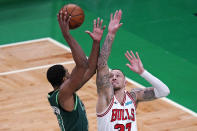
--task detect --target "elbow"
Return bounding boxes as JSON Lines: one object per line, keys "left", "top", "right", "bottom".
{"left": 82, "top": 63, "right": 89, "bottom": 69}
{"left": 165, "top": 87, "right": 170, "bottom": 96}
{"left": 87, "top": 69, "right": 96, "bottom": 79}
{"left": 162, "top": 85, "right": 170, "bottom": 97}
{"left": 91, "top": 69, "right": 97, "bottom": 75}
{"left": 154, "top": 86, "right": 170, "bottom": 98}
{"left": 160, "top": 89, "right": 170, "bottom": 98}
{"left": 161, "top": 87, "right": 170, "bottom": 97}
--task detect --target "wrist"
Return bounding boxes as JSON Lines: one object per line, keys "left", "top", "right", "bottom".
{"left": 63, "top": 31, "right": 70, "bottom": 37}
{"left": 108, "top": 32, "right": 115, "bottom": 38}
{"left": 140, "top": 69, "right": 147, "bottom": 77}
{"left": 139, "top": 69, "right": 145, "bottom": 75}
{"left": 93, "top": 40, "right": 100, "bottom": 44}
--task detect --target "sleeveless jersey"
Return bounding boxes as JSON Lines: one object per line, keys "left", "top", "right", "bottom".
{"left": 97, "top": 91, "right": 137, "bottom": 131}
{"left": 48, "top": 90, "right": 88, "bottom": 131}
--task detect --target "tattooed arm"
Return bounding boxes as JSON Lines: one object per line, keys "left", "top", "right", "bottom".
{"left": 96, "top": 10, "right": 123, "bottom": 113}
{"left": 130, "top": 88, "right": 156, "bottom": 104}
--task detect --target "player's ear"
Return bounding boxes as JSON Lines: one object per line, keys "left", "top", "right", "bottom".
{"left": 124, "top": 79, "right": 127, "bottom": 86}
{"left": 63, "top": 76, "right": 66, "bottom": 81}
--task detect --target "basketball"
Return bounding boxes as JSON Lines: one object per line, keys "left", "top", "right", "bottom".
{"left": 61, "top": 4, "right": 85, "bottom": 29}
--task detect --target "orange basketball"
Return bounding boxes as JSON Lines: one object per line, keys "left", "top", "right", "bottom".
{"left": 61, "top": 4, "right": 85, "bottom": 29}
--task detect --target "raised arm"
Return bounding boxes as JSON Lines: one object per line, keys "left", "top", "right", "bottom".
{"left": 125, "top": 50, "right": 170, "bottom": 103}
{"left": 58, "top": 10, "right": 88, "bottom": 67}
{"left": 57, "top": 10, "right": 88, "bottom": 111}
{"left": 96, "top": 10, "right": 123, "bottom": 113}
{"left": 80, "top": 17, "right": 105, "bottom": 85}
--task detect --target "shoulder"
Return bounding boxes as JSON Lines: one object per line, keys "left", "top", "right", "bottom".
{"left": 125, "top": 90, "right": 137, "bottom": 106}
{"left": 129, "top": 88, "right": 141, "bottom": 102}
{"left": 58, "top": 91, "right": 76, "bottom": 112}
{"left": 48, "top": 90, "right": 59, "bottom": 104}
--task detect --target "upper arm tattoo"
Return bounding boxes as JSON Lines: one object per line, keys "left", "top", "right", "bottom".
{"left": 142, "top": 88, "right": 156, "bottom": 100}
{"left": 132, "top": 87, "right": 156, "bottom": 101}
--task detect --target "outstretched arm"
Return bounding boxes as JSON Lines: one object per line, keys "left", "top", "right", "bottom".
{"left": 96, "top": 10, "right": 123, "bottom": 113}
{"left": 57, "top": 10, "right": 88, "bottom": 111}
{"left": 58, "top": 10, "right": 88, "bottom": 67}
{"left": 80, "top": 17, "right": 106, "bottom": 86}
{"left": 125, "top": 50, "right": 170, "bottom": 102}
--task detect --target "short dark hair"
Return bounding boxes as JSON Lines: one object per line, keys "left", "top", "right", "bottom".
{"left": 47, "top": 64, "right": 66, "bottom": 88}
{"left": 112, "top": 69, "right": 125, "bottom": 77}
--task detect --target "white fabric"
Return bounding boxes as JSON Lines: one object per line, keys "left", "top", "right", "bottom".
{"left": 140, "top": 70, "right": 170, "bottom": 98}
{"left": 97, "top": 91, "right": 137, "bottom": 131}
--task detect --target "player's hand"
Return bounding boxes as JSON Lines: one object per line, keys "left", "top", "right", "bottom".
{"left": 125, "top": 50, "right": 144, "bottom": 74}
{"left": 108, "top": 10, "right": 123, "bottom": 35}
{"left": 85, "top": 17, "right": 106, "bottom": 42}
{"left": 57, "top": 10, "right": 71, "bottom": 35}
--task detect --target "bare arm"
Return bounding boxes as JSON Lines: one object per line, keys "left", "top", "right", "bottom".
{"left": 97, "top": 33, "right": 115, "bottom": 93}
{"left": 96, "top": 10, "right": 123, "bottom": 113}
{"left": 80, "top": 18, "right": 105, "bottom": 85}
{"left": 57, "top": 10, "right": 88, "bottom": 111}
{"left": 96, "top": 34, "right": 115, "bottom": 113}
{"left": 59, "top": 11, "right": 87, "bottom": 67}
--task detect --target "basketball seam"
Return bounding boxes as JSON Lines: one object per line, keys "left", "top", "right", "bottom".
{"left": 71, "top": 14, "right": 84, "bottom": 17}
{"left": 65, "top": 5, "right": 84, "bottom": 29}
{"left": 70, "top": 17, "right": 83, "bottom": 23}
{"left": 69, "top": 6, "right": 78, "bottom": 16}
{"left": 70, "top": 19, "right": 82, "bottom": 27}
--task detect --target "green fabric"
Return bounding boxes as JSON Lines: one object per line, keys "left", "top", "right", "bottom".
{"left": 0, "top": 0, "right": 197, "bottom": 113}
{"left": 74, "top": 94, "right": 78, "bottom": 111}
{"left": 48, "top": 90, "right": 88, "bottom": 131}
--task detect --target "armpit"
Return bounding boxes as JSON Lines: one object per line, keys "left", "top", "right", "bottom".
{"left": 130, "top": 89, "right": 138, "bottom": 102}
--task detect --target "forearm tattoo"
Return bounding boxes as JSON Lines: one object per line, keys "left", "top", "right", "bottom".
{"left": 97, "top": 34, "right": 114, "bottom": 69}
{"left": 96, "top": 73, "right": 111, "bottom": 93}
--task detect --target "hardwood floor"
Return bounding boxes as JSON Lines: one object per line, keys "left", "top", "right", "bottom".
{"left": 0, "top": 38, "right": 196, "bottom": 131}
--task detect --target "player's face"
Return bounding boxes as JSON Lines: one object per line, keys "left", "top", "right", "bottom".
{"left": 109, "top": 70, "right": 126, "bottom": 90}
{"left": 64, "top": 68, "right": 70, "bottom": 80}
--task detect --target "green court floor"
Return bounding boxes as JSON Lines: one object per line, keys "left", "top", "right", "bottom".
{"left": 0, "top": 0, "right": 197, "bottom": 112}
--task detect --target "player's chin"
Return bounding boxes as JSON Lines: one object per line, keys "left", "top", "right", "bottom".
{"left": 113, "top": 86, "right": 121, "bottom": 91}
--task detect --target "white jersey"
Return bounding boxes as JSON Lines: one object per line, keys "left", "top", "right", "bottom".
{"left": 97, "top": 91, "right": 137, "bottom": 131}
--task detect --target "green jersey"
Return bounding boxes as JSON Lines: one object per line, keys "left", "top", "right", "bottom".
{"left": 48, "top": 90, "right": 88, "bottom": 131}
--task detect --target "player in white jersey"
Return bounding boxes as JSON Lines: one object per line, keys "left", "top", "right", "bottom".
{"left": 96, "top": 10, "right": 170, "bottom": 131}
{"left": 97, "top": 90, "right": 137, "bottom": 131}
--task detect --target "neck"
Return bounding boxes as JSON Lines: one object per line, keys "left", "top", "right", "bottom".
{"left": 54, "top": 86, "right": 59, "bottom": 91}
{"left": 114, "top": 88, "right": 125, "bottom": 103}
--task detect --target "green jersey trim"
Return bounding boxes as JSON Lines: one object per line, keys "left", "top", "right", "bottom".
{"left": 49, "top": 89, "right": 78, "bottom": 111}
{"left": 56, "top": 91, "right": 59, "bottom": 105}
{"left": 74, "top": 94, "right": 78, "bottom": 111}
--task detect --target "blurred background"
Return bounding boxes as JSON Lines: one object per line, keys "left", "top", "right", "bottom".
{"left": 0, "top": 0, "right": 197, "bottom": 113}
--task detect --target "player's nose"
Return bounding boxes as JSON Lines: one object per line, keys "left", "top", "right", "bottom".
{"left": 112, "top": 77, "right": 117, "bottom": 81}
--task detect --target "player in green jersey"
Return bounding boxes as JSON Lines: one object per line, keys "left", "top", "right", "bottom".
{"left": 47, "top": 10, "right": 105, "bottom": 131}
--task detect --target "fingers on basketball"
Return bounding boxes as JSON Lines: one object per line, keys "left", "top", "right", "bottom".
{"left": 62, "top": 4, "right": 85, "bottom": 29}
